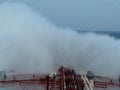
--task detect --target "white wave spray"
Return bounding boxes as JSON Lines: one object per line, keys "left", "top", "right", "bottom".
{"left": 0, "top": 1, "right": 120, "bottom": 83}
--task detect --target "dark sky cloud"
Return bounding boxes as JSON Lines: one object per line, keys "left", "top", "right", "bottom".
{"left": 3, "top": 0, "right": 120, "bottom": 31}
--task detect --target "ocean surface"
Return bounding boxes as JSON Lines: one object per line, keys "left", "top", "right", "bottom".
{"left": 79, "top": 31, "right": 120, "bottom": 39}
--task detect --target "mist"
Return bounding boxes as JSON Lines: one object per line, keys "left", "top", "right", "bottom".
{"left": 0, "top": 1, "right": 120, "bottom": 81}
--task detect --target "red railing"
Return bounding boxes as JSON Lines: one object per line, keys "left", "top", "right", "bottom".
{"left": 0, "top": 66, "right": 120, "bottom": 90}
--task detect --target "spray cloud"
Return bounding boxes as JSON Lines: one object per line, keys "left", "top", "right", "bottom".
{"left": 0, "top": 2, "right": 120, "bottom": 79}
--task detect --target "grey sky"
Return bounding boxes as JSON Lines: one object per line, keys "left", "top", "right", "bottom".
{"left": 1, "top": 0, "right": 120, "bottom": 31}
